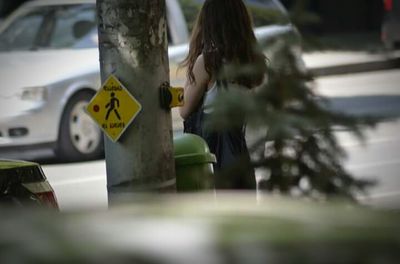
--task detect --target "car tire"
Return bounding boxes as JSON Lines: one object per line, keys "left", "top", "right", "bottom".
{"left": 56, "top": 91, "right": 103, "bottom": 161}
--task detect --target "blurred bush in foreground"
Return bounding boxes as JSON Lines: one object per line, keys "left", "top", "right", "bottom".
{"left": 0, "top": 194, "right": 399, "bottom": 264}
{"left": 207, "top": 40, "right": 379, "bottom": 200}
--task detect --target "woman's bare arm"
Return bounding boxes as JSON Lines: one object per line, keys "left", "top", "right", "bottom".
{"left": 179, "top": 55, "right": 210, "bottom": 120}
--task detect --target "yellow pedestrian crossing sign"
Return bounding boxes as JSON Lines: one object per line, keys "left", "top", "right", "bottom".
{"left": 86, "top": 75, "right": 142, "bottom": 142}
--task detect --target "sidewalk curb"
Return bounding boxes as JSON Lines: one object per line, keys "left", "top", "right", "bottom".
{"left": 309, "top": 56, "right": 400, "bottom": 77}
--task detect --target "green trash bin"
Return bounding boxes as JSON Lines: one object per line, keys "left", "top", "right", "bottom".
{"left": 174, "top": 134, "right": 217, "bottom": 192}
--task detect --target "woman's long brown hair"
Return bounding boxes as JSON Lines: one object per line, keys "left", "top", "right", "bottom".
{"left": 181, "top": 0, "right": 266, "bottom": 89}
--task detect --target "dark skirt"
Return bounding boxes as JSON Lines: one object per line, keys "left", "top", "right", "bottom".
{"left": 184, "top": 111, "right": 255, "bottom": 190}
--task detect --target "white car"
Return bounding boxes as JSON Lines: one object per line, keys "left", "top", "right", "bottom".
{"left": 0, "top": 0, "right": 189, "bottom": 161}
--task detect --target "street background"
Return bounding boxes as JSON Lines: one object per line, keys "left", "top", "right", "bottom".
{"left": 43, "top": 45, "right": 400, "bottom": 210}
{"left": 20, "top": 13, "right": 400, "bottom": 210}
{"left": 1, "top": 0, "right": 399, "bottom": 211}
{"left": 2, "top": 3, "right": 400, "bottom": 264}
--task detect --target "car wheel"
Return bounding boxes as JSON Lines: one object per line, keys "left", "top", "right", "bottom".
{"left": 56, "top": 91, "right": 103, "bottom": 161}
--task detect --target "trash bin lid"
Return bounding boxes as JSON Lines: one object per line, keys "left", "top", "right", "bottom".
{"left": 174, "top": 134, "right": 216, "bottom": 166}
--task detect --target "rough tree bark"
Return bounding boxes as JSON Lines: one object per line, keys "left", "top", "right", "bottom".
{"left": 96, "top": 0, "right": 176, "bottom": 203}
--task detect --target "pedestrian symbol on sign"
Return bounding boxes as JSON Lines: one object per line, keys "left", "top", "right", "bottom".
{"left": 86, "top": 74, "right": 142, "bottom": 142}
{"left": 105, "top": 92, "right": 121, "bottom": 120}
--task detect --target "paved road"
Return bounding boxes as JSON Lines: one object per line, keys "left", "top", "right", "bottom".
{"left": 43, "top": 160, "right": 108, "bottom": 211}
{"left": 43, "top": 69, "right": 400, "bottom": 211}
{"left": 340, "top": 120, "right": 400, "bottom": 209}
{"left": 315, "top": 69, "right": 400, "bottom": 209}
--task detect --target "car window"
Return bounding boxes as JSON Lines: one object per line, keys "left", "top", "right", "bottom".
{"left": 49, "top": 4, "right": 96, "bottom": 49}
{"left": 73, "top": 27, "right": 98, "bottom": 48}
{"left": 0, "top": 4, "right": 97, "bottom": 51}
{"left": 0, "top": 7, "right": 48, "bottom": 51}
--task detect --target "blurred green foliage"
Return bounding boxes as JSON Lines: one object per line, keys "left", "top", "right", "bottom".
{"left": 248, "top": 5, "right": 290, "bottom": 27}
{"left": 285, "top": 0, "right": 320, "bottom": 29}
{"left": 207, "top": 41, "right": 380, "bottom": 200}
{"left": 1, "top": 196, "right": 400, "bottom": 263}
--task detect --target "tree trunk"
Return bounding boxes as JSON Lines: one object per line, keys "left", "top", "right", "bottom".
{"left": 96, "top": 0, "right": 176, "bottom": 204}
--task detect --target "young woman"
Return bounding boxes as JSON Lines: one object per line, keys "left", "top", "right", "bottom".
{"left": 179, "top": 0, "right": 267, "bottom": 189}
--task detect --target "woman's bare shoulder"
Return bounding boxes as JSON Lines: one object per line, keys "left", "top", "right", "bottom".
{"left": 192, "top": 54, "right": 210, "bottom": 84}
{"left": 194, "top": 54, "right": 205, "bottom": 68}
